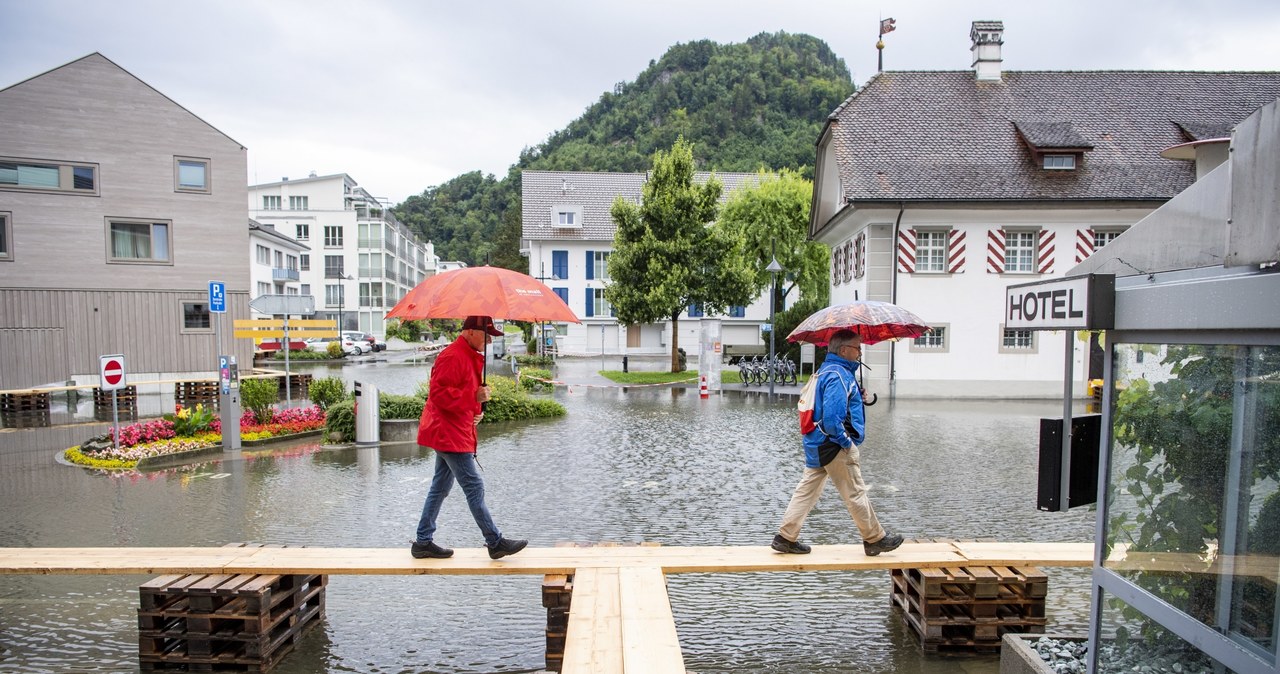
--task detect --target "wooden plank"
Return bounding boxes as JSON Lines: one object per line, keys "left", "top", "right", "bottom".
{"left": 0, "top": 542, "right": 1094, "bottom": 576}
{"left": 619, "top": 567, "right": 684, "bottom": 674}
{"left": 562, "top": 567, "right": 622, "bottom": 674}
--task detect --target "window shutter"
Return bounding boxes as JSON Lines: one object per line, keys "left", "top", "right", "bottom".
{"left": 1037, "top": 230, "right": 1056, "bottom": 274}
{"left": 947, "top": 230, "right": 966, "bottom": 273}
{"left": 585, "top": 250, "right": 594, "bottom": 280}
{"left": 841, "top": 240, "right": 852, "bottom": 283}
{"left": 1075, "top": 228, "right": 1094, "bottom": 264}
{"left": 585, "top": 288, "right": 594, "bottom": 317}
{"left": 897, "top": 229, "right": 916, "bottom": 273}
{"left": 853, "top": 233, "right": 866, "bottom": 279}
{"left": 832, "top": 246, "right": 842, "bottom": 285}
{"left": 986, "top": 229, "right": 1005, "bottom": 273}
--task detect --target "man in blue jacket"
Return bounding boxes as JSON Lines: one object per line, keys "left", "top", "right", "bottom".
{"left": 772, "top": 329, "right": 904, "bottom": 556}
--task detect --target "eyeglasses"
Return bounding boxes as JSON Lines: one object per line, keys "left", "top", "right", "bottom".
{"left": 840, "top": 344, "right": 862, "bottom": 354}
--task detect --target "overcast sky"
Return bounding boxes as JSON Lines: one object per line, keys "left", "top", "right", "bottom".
{"left": 2, "top": 0, "right": 1278, "bottom": 205}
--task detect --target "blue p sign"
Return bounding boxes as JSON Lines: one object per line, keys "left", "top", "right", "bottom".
{"left": 209, "top": 281, "right": 226, "bottom": 313}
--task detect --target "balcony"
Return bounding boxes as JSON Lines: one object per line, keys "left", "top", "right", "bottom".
{"left": 272, "top": 267, "right": 300, "bottom": 282}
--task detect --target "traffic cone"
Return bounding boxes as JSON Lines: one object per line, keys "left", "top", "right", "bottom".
{"left": 700, "top": 375, "right": 709, "bottom": 399}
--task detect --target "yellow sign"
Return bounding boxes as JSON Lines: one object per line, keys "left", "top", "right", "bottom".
{"left": 233, "top": 319, "right": 338, "bottom": 340}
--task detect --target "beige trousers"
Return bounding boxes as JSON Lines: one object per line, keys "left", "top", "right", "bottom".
{"left": 778, "top": 445, "right": 885, "bottom": 544}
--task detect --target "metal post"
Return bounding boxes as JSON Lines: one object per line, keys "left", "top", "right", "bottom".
{"left": 766, "top": 251, "right": 783, "bottom": 398}
{"left": 1060, "top": 330, "right": 1074, "bottom": 510}
{"left": 111, "top": 389, "right": 119, "bottom": 452}
{"left": 601, "top": 325, "right": 605, "bottom": 371}
{"left": 283, "top": 316, "right": 291, "bottom": 405}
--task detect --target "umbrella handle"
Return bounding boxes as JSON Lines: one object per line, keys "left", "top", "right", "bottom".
{"left": 864, "top": 393, "right": 878, "bottom": 406}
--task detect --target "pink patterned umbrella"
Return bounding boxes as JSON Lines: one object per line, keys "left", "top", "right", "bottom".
{"left": 786, "top": 301, "right": 929, "bottom": 346}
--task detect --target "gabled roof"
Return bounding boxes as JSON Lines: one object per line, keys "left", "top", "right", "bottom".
{"left": 1, "top": 52, "right": 246, "bottom": 149}
{"left": 522, "top": 170, "right": 763, "bottom": 242}
{"left": 824, "top": 70, "right": 1280, "bottom": 204}
{"left": 249, "top": 219, "right": 310, "bottom": 252}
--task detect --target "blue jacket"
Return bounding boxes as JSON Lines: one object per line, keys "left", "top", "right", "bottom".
{"left": 801, "top": 353, "right": 864, "bottom": 468}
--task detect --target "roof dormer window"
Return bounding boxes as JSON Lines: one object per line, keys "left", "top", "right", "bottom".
{"left": 1043, "top": 154, "right": 1076, "bottom": 170}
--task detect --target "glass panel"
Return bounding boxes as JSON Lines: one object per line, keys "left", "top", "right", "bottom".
{"left": 183, "top": 303, "right": 210, "bottom": 329}
{"left": 177, "top": 161, "right": 206, "bottom": 189}
{"left": 1097, "top": 589, "right": 1245, "bottom": 673}
{"left": 152, "top": 224, "right": 169, "bottom": 261}
{"left": 1106, "top": 343, "right": 1280, "bottom": 650}
{"left": 73, "top": 166, "right": 95, "bottom": 190}
{"left": 1, "top": 163, "right": 60, "bottom": 187}
{"left": 111, "top": 222, "right": 151, "bottom": 259}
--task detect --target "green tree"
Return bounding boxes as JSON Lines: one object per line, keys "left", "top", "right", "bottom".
{"left": 717, "top": 169, "right": 830, "bottom": 311}
{"left": 606, "top": 138, "right": 755, "bottom": 372}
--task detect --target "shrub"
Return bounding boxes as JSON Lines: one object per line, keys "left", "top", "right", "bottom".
{"left": 380, "top": 393, "right": 424, "bottom": 420}
{"left": 269, "top": 349, "right": 328, "bottom": 361}
{"left": 325, "top": 400, "right": 355, "bottom": 441}
{"left": 520, "top": 368, "right": 554, "bottom": 392}
{"left": 484, "top": 376, "right": 566, "bottom": 422}
{"left": 171, "top": 403, "right": 215, "bottom": 436}
{"left": 413, "top": 379, "right": 430, "bottom": 400}
{"left": 309, "top": 377, "right": 348, "bottom": 411}
{"left": 326, "top": 342, "right": 345, "bottom": 359}
{"left": 240, "top": 377, "right": 279, "bottom": 424}
{"left": 515, "top": 354, "right": 554, "bottom": 368}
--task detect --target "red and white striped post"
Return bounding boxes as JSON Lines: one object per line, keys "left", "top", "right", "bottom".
{"left": 699, "top": 374, "right": 709, "bottom": 399}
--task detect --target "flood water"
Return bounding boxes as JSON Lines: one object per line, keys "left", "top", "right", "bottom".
{"left": 0, "top": 354, "right": 1096, "bottom": 673}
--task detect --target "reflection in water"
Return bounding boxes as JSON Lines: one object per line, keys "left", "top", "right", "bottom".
{"left": 0, "top": 360, "right": 1095, "bottom": 674}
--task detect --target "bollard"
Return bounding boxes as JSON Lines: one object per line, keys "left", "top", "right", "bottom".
{"left": 622, "top": 355, "right": 629, "bottom": 373}
{"left": 699, "top": 375, "right": 708, "bottom": 399}
{"left": 354, "top": 381, "right": 380, "bottom": 446}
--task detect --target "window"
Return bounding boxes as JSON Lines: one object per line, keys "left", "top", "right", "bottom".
{"left": 688, "top": 304, "right": 704, "bottom": 318}
{"left": 286, "top": 287, "right": 299, "bottom": 295}
{"left": 551, "top": 250, "right": 568, "bottom": 280}
{"left": 286, "top": 254, "right": 297, "bottom": 270}
{"left": 274, "top": 250, "right": 283, "bottom": 268}
{"left": 553, "top": 288, "right": 568, "bottom": 305}
{"left": 296, "top": 224, "right": 309, "bottom": 241}
{"left": 289, "top": 195, "right": 309, "bottom": 210}
{"left": 174, "top": 156, "right": 209, "bottom": 193}
{"left": 325, "top": 284, "right": 343, "bottom": 307}
{"left": 910, "top": 325, "right": 948, "bottom": 353}
{"left": 916, "top": 231, "right": 948, "bottom": 272}
{"left": 257, "top": 281, "right": 271, "bottom": 297}
{"left": 551, "top": 205, "right": 582, "bottom": 228}
{"left": 1093, "top": 229, "right": 1122, "bottom": 249}
{"left": 558, "top": 211, "right": 575, "bottom": 226}
{"left": 1005, "top": 230, "right": 1038, "bottom": 273}
{"left": 324, "top": 255, "right": 345, "bottom": 278}
{"left": 181, "top": 301, "right": 211, "bottom": 332}
{"left": 0, "top": 157, "right": 98, "bottom": 195}
{"left": 0, "top": 212, "right": 10, "bottom": 261}
{"left": 300, "top": 254, "right": 310, "bottom": 271}
{"left": 263, "top": 195, "right": 281, "bottom": 210}
{"left": 729, "top": 305, "right": 746, "bottom": 318}
{"left": 256, "top": 245, "right": 271, "bottom": 265}
{"left": 359, "top": 222, "right": 381, "bottom": 248}
{"left": 1043, "top": 154, "right": 1076, "bottom": 170}
{"left": 593, "top": 288, "right": 612, "bottom": 317}
{"left": 593, "top": 251, "right": 611, "bottom": 280}
{"left": 1000, "top": 327, "right": 1036, "bottom": 353}
{"left": 107, "top": 219, "right": 170, "bottom": 263}
{"left": 300, "top": 283, "right": 310, "bottom": 296}
{"left": 324, "top": 226, "right": 343, "bottom": 247}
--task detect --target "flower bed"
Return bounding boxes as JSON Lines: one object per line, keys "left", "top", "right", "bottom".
{"left": 65, "top": 405, "right": 327, "bottom": 470}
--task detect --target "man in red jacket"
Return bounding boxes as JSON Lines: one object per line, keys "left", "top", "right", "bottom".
{"left": 411, "top": 315, "right": 527, "bottom": 560}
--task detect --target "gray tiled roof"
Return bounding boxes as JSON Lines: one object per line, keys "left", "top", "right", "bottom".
{"left": 1012, "top": 120, "right": 1093, "bottom": 149}
{"left": 522, "top": 170, "right": 763, "bottom": 242}
{"left": 827, "top": 70, "right": 1280, "bottom": 204}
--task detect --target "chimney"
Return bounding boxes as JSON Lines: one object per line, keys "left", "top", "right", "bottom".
{"left": 970, "top": 20, "right": 1004, "bottom": 81}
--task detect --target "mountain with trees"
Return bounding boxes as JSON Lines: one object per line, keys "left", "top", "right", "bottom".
{"left": 393, "top": 31, "right": 855, "bottom": 269}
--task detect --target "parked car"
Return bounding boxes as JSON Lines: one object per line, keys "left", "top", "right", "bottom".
{"left": 306, "top": 336, "right": 363, "bottom": 356}
{"left": 343, "top": 331, "right": 386, "bottom": 352}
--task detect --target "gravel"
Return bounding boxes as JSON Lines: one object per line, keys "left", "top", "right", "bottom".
{"left": 1030, "top": 635, "right": 1221, "bottom": 674}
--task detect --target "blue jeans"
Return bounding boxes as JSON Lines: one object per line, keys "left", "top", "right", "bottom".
{"left": 415, "top": 449, "right": 501, "bottom": 548}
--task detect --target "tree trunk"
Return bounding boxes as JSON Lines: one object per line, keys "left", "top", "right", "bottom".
{"left": 670, "top": 312, "right": 681, "bottom": 373}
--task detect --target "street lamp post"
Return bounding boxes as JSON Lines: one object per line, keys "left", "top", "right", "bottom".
{"left": 337, "top": 273, "right": 354, "bottom": 333}
{"left": 534, "top": 261, "right": 560, "bottom": 358}
{"left": 766, "top": 254, "right": 784, "bottom": 398}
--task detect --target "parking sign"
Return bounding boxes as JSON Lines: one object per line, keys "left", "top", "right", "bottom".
{"left": 209, "top": 281, "right": 226, "bottom": 313}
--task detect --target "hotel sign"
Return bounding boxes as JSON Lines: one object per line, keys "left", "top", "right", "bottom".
{"left": 1006, "top": 274, "right": 1114, "bottom": 330}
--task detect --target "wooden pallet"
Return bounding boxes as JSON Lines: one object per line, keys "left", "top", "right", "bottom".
{"left": 175, "top": 381, "right": 220, "bottom": 408}
{"left": 890, "top": 547, "right": 1047, "bottom": 653}
{"left": 1, "top": 391, "right": 50, "bottom": 413}
{"left": 137, "top": 544, "right": 325, "bottom": 672}
{"left": 280, "top": 374, "right": 311, "bottom": 399}
{"left": 94, "top": 386, "right": 138, "bottom": 411}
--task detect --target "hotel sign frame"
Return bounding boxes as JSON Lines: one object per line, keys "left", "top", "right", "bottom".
{"left": 1005, "top": 273, "right": 1115, "bottom": 331}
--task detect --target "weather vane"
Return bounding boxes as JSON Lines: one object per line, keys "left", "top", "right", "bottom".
{"left": 878, "top": 17, "right": 896, "bottom": 73}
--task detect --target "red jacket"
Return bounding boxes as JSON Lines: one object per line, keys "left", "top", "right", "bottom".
{"left": 416, "top": 336, "right": 484, "bottom": 453}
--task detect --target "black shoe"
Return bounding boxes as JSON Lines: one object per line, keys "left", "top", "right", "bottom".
{"left": 771, "top": 534, "right": 811, "bottom": 554}
{"left": 488, "top": 537, "right": 528, "bottom": 560}
{"left": 863, "top": 532, "right": 904, "bottom": 556}
{"left": 410, "top": 540, "right": 454, "bottom": 559}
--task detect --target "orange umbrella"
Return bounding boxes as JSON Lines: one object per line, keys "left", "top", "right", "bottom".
{"left": 385, "top": 266, "right": 580, "bottom": 323}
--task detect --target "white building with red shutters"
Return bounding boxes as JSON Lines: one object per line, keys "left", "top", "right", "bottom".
{"left": 809, "top": 20, "right": 1280, "bottom": 398}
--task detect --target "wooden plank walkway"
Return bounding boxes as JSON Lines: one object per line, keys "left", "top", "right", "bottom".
{"left": 0, "top": 542, "right": 1092, "bottom": 674}
{"left": 0, "top": 542, "right": 1091, "bottom": 576}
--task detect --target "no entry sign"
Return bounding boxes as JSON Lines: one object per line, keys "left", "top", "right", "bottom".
{"left": 99, "top": 354, "right": 127, "bottom": 391}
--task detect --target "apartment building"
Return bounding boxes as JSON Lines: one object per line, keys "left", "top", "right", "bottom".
{"left": 521, "top": 170, "right": 774, "bottom": 356}
{"left": 248, "top": 219, "right": 307, "bottom": 316}
{"left": 0, "top": 53, "right": 251, "bottom": 389}
{"left": 247, "top": 174, "right": 436, "bottom": 335}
